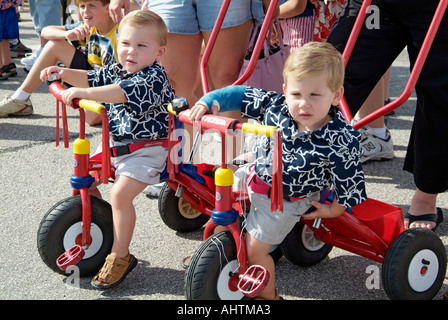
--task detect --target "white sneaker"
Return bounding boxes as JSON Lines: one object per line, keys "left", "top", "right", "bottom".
{"left": 20, "top": 47, "right": 42, "bottom": 69}
{"left": 359, "top": 126, "right": 395, "bottom": 163}
{"left": 0, "top": 95, "right": 33, "bottom": 117}
{"left": 143, "top": 182, "right": 164, "bottom": 198}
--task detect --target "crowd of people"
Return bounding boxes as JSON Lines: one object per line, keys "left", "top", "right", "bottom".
{"left": 1, "top": 0, "right": 447, "bottom": 299}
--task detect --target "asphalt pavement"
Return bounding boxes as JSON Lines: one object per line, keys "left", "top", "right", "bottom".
{"left": 1, "top": 3, "right": 447, "bottom": 303}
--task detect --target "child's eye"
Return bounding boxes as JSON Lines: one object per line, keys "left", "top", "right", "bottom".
{"left": 138, "top": 44, "right": 147, "bottom": 48}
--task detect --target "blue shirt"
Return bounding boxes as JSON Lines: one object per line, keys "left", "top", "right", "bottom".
{"left": 199, "top": 86, "right": 367, "bottom": 208}
{"left": 87, "top": 61, "right": 176, "bottom": 141}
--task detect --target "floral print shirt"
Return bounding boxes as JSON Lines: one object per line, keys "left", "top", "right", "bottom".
{"left": 87, "top": 61, "right": 176, "bottom": 141}
{"left": 199, "top": 85, "right": 367, "bottom": 208}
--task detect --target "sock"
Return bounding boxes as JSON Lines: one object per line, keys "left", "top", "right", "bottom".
{"left": 10, "top": 39, "right": 19, "bottom": 46}
{"left": 371, "top": 127, "right": 387, "bottom": 139}
{"left": 11, "top": 89, "right": 31, "bottom": 101}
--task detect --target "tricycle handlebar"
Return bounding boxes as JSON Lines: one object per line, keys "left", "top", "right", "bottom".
{"left": 49, "top": 81, "right": 104, "bottom": 115}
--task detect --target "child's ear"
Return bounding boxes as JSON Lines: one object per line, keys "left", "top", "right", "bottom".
{"left": 332, "top": 86, "right": 344, "bottom": 105}
{"left": 156, "top": 46, "right": 166, "bottom": 61}
{"left": 282, "top": 83, "right": 286, "bottom": 94}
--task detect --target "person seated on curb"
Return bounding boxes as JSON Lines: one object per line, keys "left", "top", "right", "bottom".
{"left": 189, "top": 42, "right": 367, "bottom": 299}
{"left": 41, "top": 10, "right": 175, "bottom": 289}
{"left": 0, "top": 0, "right": 118, "bottom": 125}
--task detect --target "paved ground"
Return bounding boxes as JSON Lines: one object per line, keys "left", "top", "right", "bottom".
{"left": 0, "top": 3, "right": 447, "bottom": 303}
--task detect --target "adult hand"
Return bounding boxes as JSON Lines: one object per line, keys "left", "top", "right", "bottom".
{"left": 109, "top": 0, "right": 131, "bottom": 23}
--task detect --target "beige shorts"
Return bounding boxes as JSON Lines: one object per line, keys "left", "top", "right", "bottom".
{"left": 96, "top": 139, "right": 168, "bottom": 185}
{"left": 234, "top": 163, "right": 319, "bottom": 245}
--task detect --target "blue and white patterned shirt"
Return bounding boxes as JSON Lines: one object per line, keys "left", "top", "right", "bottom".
{"left": 199, "top": 86, "right": 367, "bottom": 208}
{"left": 87, "top": 61, "right": 176, "bottom": 141}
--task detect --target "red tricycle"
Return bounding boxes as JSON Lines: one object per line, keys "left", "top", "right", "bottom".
{"left": 161, "top": 0, "right": 447, "bottom": 300}
{"left": 37, "top": 81, "right": 116, "bottom": 277}
{"left": 166, "top": 101, "right": 446, "bottom": 300}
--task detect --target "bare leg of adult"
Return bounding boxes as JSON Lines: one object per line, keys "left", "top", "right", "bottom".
{"left": 161, "top": 32, "right": 203, "bottom": 153}
{"left": 203, "top": 19, "right": 253, "bottom": 158}
{"left": 405, "top": 188, "right": 438, "bottom": 230}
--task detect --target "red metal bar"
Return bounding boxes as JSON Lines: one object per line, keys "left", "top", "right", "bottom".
{"left": 200, "top": 0, "right": 279, "bottom": 94}
{"left": 227, "top": 222, "right": 248, "bottom": 274}
{"left": 233, "top": 0, "right": 279, "bottom": 86}
{"left": 352, "top": 0, "right": 448, "bottom": 129}
{"left": 200, "top": 0, "right": 231, "bottom": 94}
{"left": 340, "top": 0, "right": 448, "bottom": 128}
{"left": 80, "top": 187, "right": 92, "bottom": 247}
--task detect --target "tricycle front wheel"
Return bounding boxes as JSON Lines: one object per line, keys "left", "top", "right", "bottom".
{"left": 37, "top": 195, "right": 113, "bottom": 277}
{"left": 185, "top": 231, "right": 245, "bottom": 300}
{"left": 382, "top": 228, "right": 446, "bottom": 300}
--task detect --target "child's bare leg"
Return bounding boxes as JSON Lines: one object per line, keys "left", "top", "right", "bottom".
{"left": 109, "top": 175, "right": 147, "bottom": 258}
{"left": 245, "top": 232, "right": 276, "bottom": 299}
{"left": 89, "top": 182, "right": 102, "bottom": 199}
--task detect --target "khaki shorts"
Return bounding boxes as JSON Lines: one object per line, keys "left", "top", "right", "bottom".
{"left": 96, "top": 139, "right": 168, "bottom": 185}
{"left": 234, "top": 164, "right": 319, "bottom": 245}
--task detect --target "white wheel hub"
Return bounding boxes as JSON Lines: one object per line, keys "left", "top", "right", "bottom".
{"left": 408, "top": 249, "right": 439, "bottom": 292}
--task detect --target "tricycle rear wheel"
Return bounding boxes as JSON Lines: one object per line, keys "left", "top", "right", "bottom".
{"left": 382, "top": 228, "right": 446, "bottom": 300}
{"left": 280, "top": 220, "right": 333, "bottom": 266}
{"left": 158, "top": 183, "right": 210, "bottom": 232}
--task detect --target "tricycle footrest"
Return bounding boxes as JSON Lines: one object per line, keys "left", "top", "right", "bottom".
{"left": 56, "top": 245, "right": 85, "bottom": 271}
{"left": 237, "top": 265, "right": 270, "bottom": 298}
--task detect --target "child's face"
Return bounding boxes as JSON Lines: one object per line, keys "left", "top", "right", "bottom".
{"left": 117, "top": 24, "right": 166, "bottom": 74}
{"left": 283, "top": 73, "right": 343, "bottom": 131}
{"left": 77, "top": 1, "right": 110, "bottom": 28}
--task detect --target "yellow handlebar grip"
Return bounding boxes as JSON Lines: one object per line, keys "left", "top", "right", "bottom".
{"left": 78, "top": 99, "right": 104, "bottom": 114}
{"left": 242, "top": 123, "right": 276, "bottom": 137}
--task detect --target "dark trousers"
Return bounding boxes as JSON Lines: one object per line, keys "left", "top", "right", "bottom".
{"left": 328, "top": 0, "right": 448, "bottom": 193}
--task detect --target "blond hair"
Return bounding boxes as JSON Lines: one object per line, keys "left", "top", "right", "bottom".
{"left": 283, "top": 42, "right": 344, "bottom": 92}
{"left": 119, "top": 10, "right": 168, "bottom": 46}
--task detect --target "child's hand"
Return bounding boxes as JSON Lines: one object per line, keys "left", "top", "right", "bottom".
{"left": 302, "top": 200, "right": 346, "bottom": 220}
{"left": 62, "top": 87, "right": 86, "bottom": 107}
{"left": 189, "top": 103, "right": 209, "bottom": 122}
{"left": 40, "top": 66, "right": 62, "bottom": 82}
{"left": 66, "top": 23, "right": 91, "bottom": 41}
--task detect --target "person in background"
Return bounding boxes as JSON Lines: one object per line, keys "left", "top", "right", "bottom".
{"left": 0, "top": 0, "right": 21, "bottom": 80}
{"left": 0, "top": 0, "right": 118, "bottom": 124}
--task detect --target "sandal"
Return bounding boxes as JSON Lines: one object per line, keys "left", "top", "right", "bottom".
{"left": 91, "top": 253, "right": 138, "bottom": 289}
{"left": 404, "top": 207, "right": 444, "bottom": 231}
{"left": 0, "top": 66, "right": 8, "bottom": 80}
{"left": 5, "top": 63, "right": 17, "bottom": 77}
{"left": 181, "top": 254, "right": 193, "bottom": 269}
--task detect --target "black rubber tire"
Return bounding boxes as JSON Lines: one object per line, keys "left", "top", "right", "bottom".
{"left": 158, "top": 183, "right": 210, "bottom": 232}
{"left": 185, "top": 231, "right": 244, "bottom": 300}
{"left": 37, "top": 195, "right": 113, "bottom": 277}
{"left": 382, "top": 228, "right": 447, "bottom": 300}
{"left": 280, "top": 220, "right": 333, "bottom": 267}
